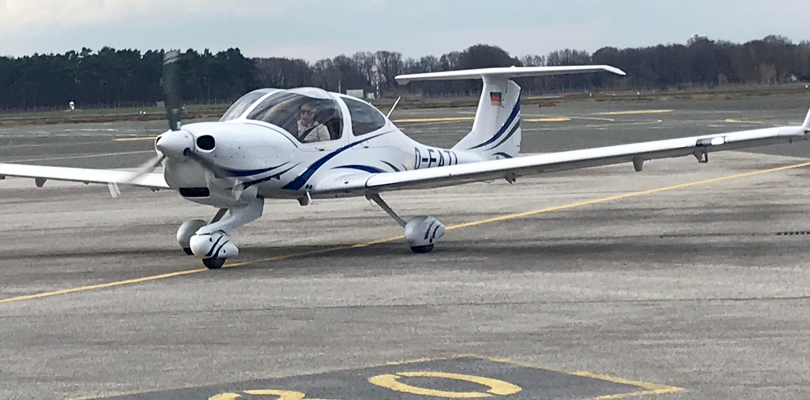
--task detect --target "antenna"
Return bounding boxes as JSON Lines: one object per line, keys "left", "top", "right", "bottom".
{"left": 386, "top": 97, "right": 402, "bottom": 119}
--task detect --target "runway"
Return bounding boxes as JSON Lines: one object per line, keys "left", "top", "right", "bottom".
{"left": 2, "top": 94, "right": 810, "bottom": 399}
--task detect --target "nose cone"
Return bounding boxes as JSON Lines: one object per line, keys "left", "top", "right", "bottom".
{"left": 156, "top": 129, "right": 194, "bottom": 159}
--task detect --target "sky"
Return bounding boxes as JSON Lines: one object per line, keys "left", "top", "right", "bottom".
{"left": 1, "top": 0, "right": 809, "bottom": 61}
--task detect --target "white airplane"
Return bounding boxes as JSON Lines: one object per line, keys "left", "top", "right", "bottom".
{"left": 1, "top": 52, "right": 809, "bottom": 269}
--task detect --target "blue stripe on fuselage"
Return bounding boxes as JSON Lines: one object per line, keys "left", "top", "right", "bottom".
{"left": 283, "top": 131, "right": 390, "bottom": 191}
{"left": 467, "top": 96, "right": 521, "bottom": 150}
{"left": 381, "top": 161, "right": 401, "bottom": 172}
{"left": 221, "top": 162, "right": 290, "bottom": 178}
{"left": 242, "top": 163, "right": 300, "bottom": 189}
{"left": 487, "top": 120, "right": 520, "bottom": 151}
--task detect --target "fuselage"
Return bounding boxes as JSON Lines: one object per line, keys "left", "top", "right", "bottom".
{"left": 159, "top": 87, "right": 483, "bottom": 207}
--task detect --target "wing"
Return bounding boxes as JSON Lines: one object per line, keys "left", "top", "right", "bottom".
{"left": 0, "top": 163, "right": 169, "bottom": 189}
{"left": 312, "top": 125, "right": 808, "bottom": 196}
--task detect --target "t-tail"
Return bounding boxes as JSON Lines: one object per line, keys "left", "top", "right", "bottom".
{"left": 396, "top": 65, "right": 627, "bottom": 160}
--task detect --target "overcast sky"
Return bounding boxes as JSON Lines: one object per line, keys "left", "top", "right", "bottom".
{"left": 1, "top": 0, "right": 808, "bottom": 60}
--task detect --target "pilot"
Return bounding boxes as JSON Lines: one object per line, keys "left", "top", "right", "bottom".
{"left": 297, "top": 102, "right": 330, "bottom": 143}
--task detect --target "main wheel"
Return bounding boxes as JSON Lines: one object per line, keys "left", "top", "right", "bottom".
{"left": 410, "top": 245, "right": 434, "bottom": 253}
{"left": 203, "top": 258, "right": 226, "bottom": 269}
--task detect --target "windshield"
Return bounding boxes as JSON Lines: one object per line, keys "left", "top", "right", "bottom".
{"left": 246, "top": 90, "right": 343, "bottom": 143}
{"left": 219, "top": 89, "right": 273, "bottom": 122}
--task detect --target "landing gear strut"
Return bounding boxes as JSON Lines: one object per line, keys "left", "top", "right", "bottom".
{"left": 367, "top": 193, "right": 445, "bottom": 253}
{"left": 177, "top": 197, "right": 264, "bottom": 269}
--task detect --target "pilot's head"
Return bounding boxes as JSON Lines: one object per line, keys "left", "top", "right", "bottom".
{"left": 298, "top": 102, "right": 316, "bottom": 124}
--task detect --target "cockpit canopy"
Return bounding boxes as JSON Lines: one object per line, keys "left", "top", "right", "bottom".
{"left": 220, "top": 88, "right": 389, "bottom": 143}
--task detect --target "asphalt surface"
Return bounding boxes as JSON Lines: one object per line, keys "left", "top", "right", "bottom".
{"left": 2, "top": 94, "right": 810, "bottom": 400}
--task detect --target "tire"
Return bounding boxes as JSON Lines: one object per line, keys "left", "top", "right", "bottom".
{"left": 410, "top": 245, "right": 434, "bottom": 253}
{"left": 203, "top": 258, "right": 226, "bottom": 269}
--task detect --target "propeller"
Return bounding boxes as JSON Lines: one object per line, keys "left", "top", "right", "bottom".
{"left": 125, "top": 50, "right": 248, "bottom": 202}
{"left": 125, "top": 153, "right": 166, "bottom": 184}
{"left": 162, "top": 50, "right": 184, "bottom": 131}
{"left": 123, "top": 50, "right": 182, "bottom": 184}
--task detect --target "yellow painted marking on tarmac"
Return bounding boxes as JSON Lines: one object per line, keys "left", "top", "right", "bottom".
{"left": 445, "top": 160, "right": 810, "bottom": 232}
{"left": 392, "top": 117, "right": 474, "bottom": 124}
{"left": 384, "top": 357, "right": 435, "bottom": 365}
{"left": 523, "top": 117, "right": 571, "bottom": 123}
{"left": 725, "top": 118, "right": 764, "bottom": 125}
{"left": 594, "top": 109, "right": 672, "bottom": 116}
{"left": 114, "top": 136, "right": 158, "bottom": 142}
{"left": 480, "top": 356, "right": 684, "bottom": 399}
{"left": 368, "top": 371, "right": 521, "bottom": 398}
{"left": 243, "top": 389, "right": 339, "bottom": 400}
{"left": 209, "top": 393, "right": 241, "bottom": 400}
{"left": 7, "top": 150, "right": 154, "bottom": 164}
{"left": 522, "top": 115, "right": 616, "bottom": 122}
{"left": 67, "top": 354, "right": 679, "bottom": 400}
{"left": 570, "top": 116, "right": 616, "bottom": 122}
{"left": 0, "top": 269, "right": 206, "bottom": 305}
{"left": 5, "top": 160, "right": 810, "bottom": 306}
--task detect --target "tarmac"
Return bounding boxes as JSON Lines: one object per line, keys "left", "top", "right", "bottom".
{"left": 1, "top": 93, "right": 810, "bottom": 400}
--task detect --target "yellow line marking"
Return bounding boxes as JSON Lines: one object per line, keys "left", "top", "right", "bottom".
{"left": 479, "top": 356, "right": 684, "bottom": 399}
{"left": 4, "top": 160, "right": 810, "bottom": 306}
{"left": 7, "top": 150, "right": 154, "bottom": 164}
{"left": 242, "top": 389, "right": 339, "bottom": 400}
{"left": 523, "top": 115, "right": 615, "bottom": 122}
{"left": 368, "top": 371, "right": 521, "bottom": 398}
{"left": 524, "top": 117, "right": 571, "bottom": 123}
{"left": 0, "top": 269, "right": 206, "bottom": 305}
{"left": 594, "top": 110, "right": 673, "bottom": 116}
{"left": 65, "top": 356, "right": 470, "bottom": 400}
{"left": 446, "top": 160, "right": 810, "bottom": 231}
{"left": 114, "top": 136, "right": 158, "bottom": 142}
{"left": 69, "top": 354, "right": 679, "bottom": 400}
{"left": 725, "top": 119, "right": 765, "bottom": 125}
{"left": 393, "top": 117, "right": 474, "bottom": 124}
{"left": 570, "top": 116, "right": 616, "bottom": 122}
{"left": 0, "top": 140, "right": 112, "bottom": 149}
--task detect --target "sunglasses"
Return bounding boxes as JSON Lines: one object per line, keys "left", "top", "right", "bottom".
{"left": 299, "top": 109, "right": 314, "bottom": 115}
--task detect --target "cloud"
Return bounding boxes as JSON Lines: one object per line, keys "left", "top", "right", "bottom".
{"left": 0, "top": 0, "right": 807, "bottom": 59}
{"left": 0, "top": 0, "right": 290, "bottom": 29}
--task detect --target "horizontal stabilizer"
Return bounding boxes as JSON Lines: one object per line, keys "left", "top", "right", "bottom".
{"left": 396, "top": 65, "right": 625, "bottom": 85}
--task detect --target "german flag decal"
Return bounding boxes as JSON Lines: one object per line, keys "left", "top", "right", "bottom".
{"left": 490, "top": 92, "right": 502, "bottom": 106}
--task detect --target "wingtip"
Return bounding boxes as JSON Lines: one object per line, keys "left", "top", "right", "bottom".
{"left": 605, "top": 66, "right": 627, "bottom": 76}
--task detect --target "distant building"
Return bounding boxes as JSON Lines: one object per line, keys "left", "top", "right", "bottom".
{"left": 346, "top": 89, "right": 364, "bottom": 99}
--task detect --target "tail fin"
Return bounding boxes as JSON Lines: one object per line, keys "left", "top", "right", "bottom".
{"left": 803, "top": 106, "right": 810, "bottom": 133}
{"left": 396, "top": 65, "right": 626, "bottom": 160}
{"left": 454, "top": 77, "right": 522, "bottom": 159}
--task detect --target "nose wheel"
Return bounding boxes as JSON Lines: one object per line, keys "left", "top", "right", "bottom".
{"left": 177, "top": 198, "right": 264, "bottom": 269}
{"left": 202, "top": 257, "right": 226, "bottom": 269}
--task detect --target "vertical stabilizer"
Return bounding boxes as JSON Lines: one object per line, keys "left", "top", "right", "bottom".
{"left": 395, "top": 65, "right": 626, "bottom": 161}
{"left": 452, "top": 77, "right": 521, "bottom": 159}
{"left": 803, "top": 106, "right": 810, "bottom": 132}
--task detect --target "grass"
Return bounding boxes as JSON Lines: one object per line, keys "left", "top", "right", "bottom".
{"left": 2, "top": 83, "right": 808, "bottom": 128}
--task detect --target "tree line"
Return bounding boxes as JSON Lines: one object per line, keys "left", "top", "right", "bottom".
{"left": 1, "top": 35, "right": 808, "bottom": 111}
